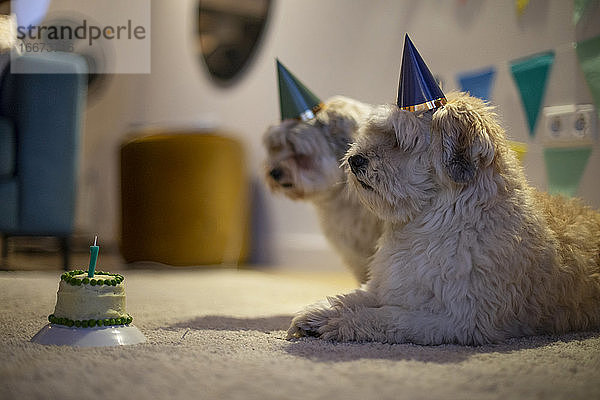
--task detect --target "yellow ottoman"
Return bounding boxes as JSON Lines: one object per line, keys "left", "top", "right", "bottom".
{"left": 120, "top": 132, "right": 249, "bottom": 266}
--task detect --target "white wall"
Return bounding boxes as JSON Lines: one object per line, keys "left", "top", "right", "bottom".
{"left": 78, "top": 0, "right": 600, "bottom": 268}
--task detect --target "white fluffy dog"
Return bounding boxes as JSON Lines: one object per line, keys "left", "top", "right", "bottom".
{"left": 263, "top": 96, "right": 383, "bottom": 283}
{"left": 287, "top": 92, "right": 600, "bottom": 345}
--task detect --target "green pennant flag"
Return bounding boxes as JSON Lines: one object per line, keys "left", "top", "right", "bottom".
{"left": 510, "top": 51, "right": 555, "bottom": 137}
{"left": 576, "top": 34, "right": 600, "bottom": 119}
{"left": 543, "top": 146, "right": 592, "bottom": 197}
{"left": 573, "top": 0, "right": 593, "bottom": 25}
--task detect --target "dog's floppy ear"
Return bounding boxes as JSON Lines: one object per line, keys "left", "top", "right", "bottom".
{"left": 319, "top": 110, "right": 355, "bottom": 158}
{"left": 431, "top": 98, "right": 495, "bottom": 184}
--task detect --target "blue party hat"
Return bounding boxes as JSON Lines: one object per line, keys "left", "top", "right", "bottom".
{"left": 397, "top": 34, "right": 446, "bottom": 112}
{"left": 276, "top": 59, "right": 323, "bottom": 121}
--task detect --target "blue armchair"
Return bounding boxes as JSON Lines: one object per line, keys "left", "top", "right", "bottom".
{"left": 0, "top": 52, "right": 87, "bottom": 269}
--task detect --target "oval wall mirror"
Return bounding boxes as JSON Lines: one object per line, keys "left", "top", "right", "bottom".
{"left": 197, "top": 0, "right": 271, "bottom": 85}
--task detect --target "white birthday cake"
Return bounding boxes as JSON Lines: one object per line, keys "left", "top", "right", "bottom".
{"left": 48, "top": 270, "right": 133, "bottom": 328}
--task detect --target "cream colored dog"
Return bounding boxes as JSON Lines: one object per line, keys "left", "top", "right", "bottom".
{"left": 263, "top": 96, "right": 383, "bottom": 283}
{"left": 288, "top": 92, "right": 600, "bottom": 345}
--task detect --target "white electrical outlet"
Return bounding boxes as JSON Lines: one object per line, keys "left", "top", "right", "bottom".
{"left": 573, "top": 104, "right": 595, "bottom": 140}
{"left": 543, "top": 105, "right": 575, "bottom": 142}
{"left": 543, "top": 105, "right": 596, "bottom": 145}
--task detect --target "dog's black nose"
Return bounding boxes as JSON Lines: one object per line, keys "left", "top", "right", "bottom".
{"left": 269, "top": 168, "right": 283, "bottom": 181}
{"left": 348, "top": 154, "right": 369, "bottom": 174}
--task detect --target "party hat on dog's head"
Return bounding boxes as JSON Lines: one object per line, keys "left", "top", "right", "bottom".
{"left": 277, "top": 59, "right": 323, "bottom": 121}
{"left": 397, "top": 34, "right": 446, "bottom": 112}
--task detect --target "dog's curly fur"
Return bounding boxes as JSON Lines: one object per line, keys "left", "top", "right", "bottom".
{"left": 287, "top": 92, "right": 600, "bottom": 345}
{"left": 263, "top": 96, "right": 383, "bottom": 283}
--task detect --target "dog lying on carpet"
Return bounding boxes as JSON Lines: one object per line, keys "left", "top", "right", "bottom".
{"left": 263, "top": 96, "right": 383, "bottom": 283}
{"left": 287, "top": 92, "right": 600, "bottom": 345}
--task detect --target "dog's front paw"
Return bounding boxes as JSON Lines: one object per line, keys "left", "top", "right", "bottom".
{"left": 286, "top": 306, "right": 336, "bottom": 340}
{"left": 287, "top": 305, "right": 363, "bottom": 342}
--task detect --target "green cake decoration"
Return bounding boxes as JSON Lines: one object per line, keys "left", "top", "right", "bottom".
{"left": 50, "top": 269, "right": 131, "bottom": 328}
{"left": 60, "top": 270, "right": 124, "bottom": 286}
{"left": 48, "top": 313, "right": 133, "bottom": 328}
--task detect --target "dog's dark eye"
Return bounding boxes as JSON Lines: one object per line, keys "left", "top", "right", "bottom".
{"left": 269, "top": 144, "right": 283, "bottom": 153}
{"left": 294, "top": 154, "right": 312, "bottom": 169}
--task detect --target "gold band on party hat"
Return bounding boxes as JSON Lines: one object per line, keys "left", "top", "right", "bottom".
{"left": 400, "top": 97, "right": 447, "bottom": 112}
{"left": 298, "top": 103, "right": 324, "bottom": 122}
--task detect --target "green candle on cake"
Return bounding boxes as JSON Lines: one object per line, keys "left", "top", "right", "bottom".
{"left": 87, "top": 235, "right": 99, "bottom": 277}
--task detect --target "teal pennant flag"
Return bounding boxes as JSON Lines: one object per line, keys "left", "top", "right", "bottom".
{"left": 457, "top": 67, "right": 496, "bottom": 102}
{"left": 576, "top": 34, "right": 600, "bottom": 119}
{"left": 510, "top": 51, "right": 555, "bottom": 137}
{"left": 543, "top": 146, "right": 592, "bottom": 198}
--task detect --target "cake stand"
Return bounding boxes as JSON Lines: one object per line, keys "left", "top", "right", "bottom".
{"left": 31, "top": 323, "right": 146, "bottom": 347}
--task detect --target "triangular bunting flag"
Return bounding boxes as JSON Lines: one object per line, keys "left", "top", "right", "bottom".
{"left": 515, "top": 0, "right": 530, "bottom": 16}
{"left": 543, "top": 146, "right": 592, "bottom": 197}
{"left": 457, "top": 67, "right": 496, "bottom": 102}
{"left": 576, "top": 34, "right": 600, "bottom": 119}
{"left": 510, "top": 51, "right": 555, "bottom": 137}
{"left": 573, "top": 0, "right": 593, "bottom": 25}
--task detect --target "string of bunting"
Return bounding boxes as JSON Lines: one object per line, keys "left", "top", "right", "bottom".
{"left": 457, "top": 37, "right": 600, "bottom": 135}
{"left": 456, "top": 33, "right": 600, "bottom": 198}
{"left": 515, "top": 0, "right": 596, "bottom": 23}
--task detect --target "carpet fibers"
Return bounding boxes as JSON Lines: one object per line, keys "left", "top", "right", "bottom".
{"left": 1, "top": 269, "right": 599, "bottom": 400}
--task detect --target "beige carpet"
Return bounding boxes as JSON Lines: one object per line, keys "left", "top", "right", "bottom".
{"left": 2, "top": 268, "right": 600, "bottom": 400}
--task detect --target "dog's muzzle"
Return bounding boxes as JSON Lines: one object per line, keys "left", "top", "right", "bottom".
{"left": 348, "top": 154, "right": 369, "bottom": 175}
